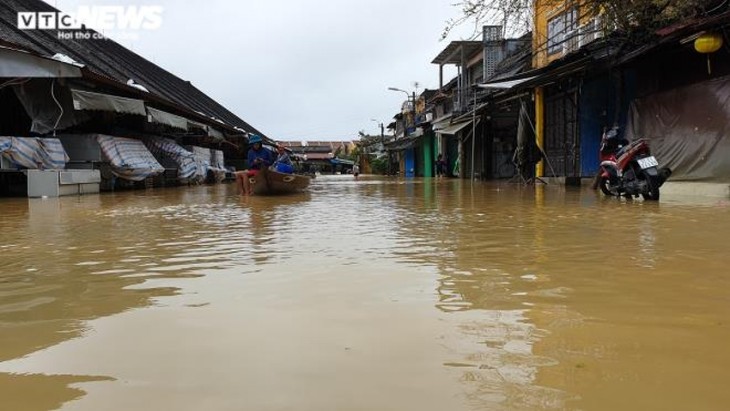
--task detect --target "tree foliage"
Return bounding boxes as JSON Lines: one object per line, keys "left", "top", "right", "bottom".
{"left": 442, "top": 0, "right": 727, "bottom": 40}
{"left": 369, "top": 156, "right": 389, "bottom": 175}
{"left": 596, "top": 0, "right": 720, "bottom": 35}
{"left": 442, "top": 0, "right": 532, "bottom": 40}
{"left": 356, "top": 132, "right": 384, "bottom": 147}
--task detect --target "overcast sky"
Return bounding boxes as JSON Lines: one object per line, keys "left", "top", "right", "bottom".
{"left": 45, "top": 0, "right": 484, "bottom": 141}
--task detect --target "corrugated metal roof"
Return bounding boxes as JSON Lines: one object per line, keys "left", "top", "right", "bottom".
{"left": 384, "top": 131, "right": 424, "bottom": 151}
{"left": 0, "top": 0, "right": 268, "bottom": 138}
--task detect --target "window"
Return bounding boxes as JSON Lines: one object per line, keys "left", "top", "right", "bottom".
{"left": 547, "top": 8, "right": 578, "bottom": 55}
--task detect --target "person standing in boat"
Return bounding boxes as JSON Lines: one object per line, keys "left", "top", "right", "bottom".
{"left": 236, "top": 135, "right": 274, "bottom": 195}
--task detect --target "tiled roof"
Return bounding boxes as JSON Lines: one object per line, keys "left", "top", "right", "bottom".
{"left": 307, "top": 141, "right": 349, "bottom": 148}
{"left": 302, "top": 152, "right": 332, "bottom": 160}
{"left": 419, "top": 89, "right": 438, "bottom": 100}
{"left": 0, "top": 0, "right": 267, "bottom": 138}
{"left": 300, "top": 146, "right": 333, "bottom": 153}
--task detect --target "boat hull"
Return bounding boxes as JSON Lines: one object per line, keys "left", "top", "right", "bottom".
{"left": 251, "top": 168, "right": 311, "bottom": 195}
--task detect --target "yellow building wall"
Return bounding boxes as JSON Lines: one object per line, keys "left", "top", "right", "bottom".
{"left": 533, "top": 0, "right": 597, "bottom": 177}
{"left": 416, "top": 97, "right": 427, "bottom": 114}
{"left": 533, "top": 0, "right": 596, "bottom": 69}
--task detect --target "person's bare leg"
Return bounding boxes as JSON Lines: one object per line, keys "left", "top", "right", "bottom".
{"left": 242, "top": 174, "right": 252, "bottom": 195}
{"left": 236, "top": 172, "right": 247, "bottom": 195}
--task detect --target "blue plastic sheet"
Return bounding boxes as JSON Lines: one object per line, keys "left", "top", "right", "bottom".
{"left": 97, "top": 135, "right": 164, "bottom": 181}
{"left": 187, "top": 146, "right": 211, "bottom": 181}
{"left": 209, "top": 149, "right": 227, "bottom": 182}
{"left": 210, "top": 149, "right": 226, "bottom": 172}
{"left": 0, "top": 137, "right": 69, "bottom": 169}
{"left": 145, "top": 137, "right": 198, "bottom": 180}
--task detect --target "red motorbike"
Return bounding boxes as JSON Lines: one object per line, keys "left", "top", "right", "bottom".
{"left": 597, "top": 127, "right": 672, "bottom": 201}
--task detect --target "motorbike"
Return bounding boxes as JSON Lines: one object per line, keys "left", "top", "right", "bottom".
{"left": 597, "top": 127, "right": 672, "bottom": 201}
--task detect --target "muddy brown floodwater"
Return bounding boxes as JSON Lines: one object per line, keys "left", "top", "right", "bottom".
{"left": 1, "top": 176, "right": 729, "bottom": 411}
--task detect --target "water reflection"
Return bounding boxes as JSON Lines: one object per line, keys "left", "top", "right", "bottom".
{"left": 387, "top": 180, "right": 568, "bottom": 408}
{"left": 0, "top": 196, "right": 188, "bottom": 364}
{"left": 0, "top": 179, "right": 729, "bottom": 410}
{"left": 236, "top": 193, "right": 312, "bottom": 266}
{"left": 386, "top": 179, "right": 730, "bottom": 409}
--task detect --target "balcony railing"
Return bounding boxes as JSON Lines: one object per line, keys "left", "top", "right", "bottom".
{"left": 451, "top": 87, "right": 491, "bottom": 115}
{"left": 563, "top": 17, "right": 604, "bottom": 55}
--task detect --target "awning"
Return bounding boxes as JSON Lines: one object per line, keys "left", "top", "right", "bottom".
{"left": 207, "top": 127, "right": 224, "bottom": 140}
{"left": 432, "top": 113, "right": 452, "bottom": 124}
{"left": 330, "top": 158, "right": 354, "bottom": 166}
{"left": 478, "top": 76, "right": 536, "bottom": 90}
{"left": 0, "top": 47, "right": 82, "bottom": 78}
{"left": 147, "top": 107, "right": 189, "bottom": 130}
{"left": 71, "top": 89, "right": 146, "bottom": 115}
{"left": 432, "top": 115, "right": 453, "bottom": 132}
{"left": 188, "top": 120, "right": 208, "bottom": 130}
{"left": 186, "top": 119, "right": 224, "bottom": 139}
{"left": 436, "top": 118, "right": 480, "bottom": 136}
{"left": 484, "top": 57, "right": 592, "bottom": 93}
{"left": 14, "top": 79, "right": 85, "bottom": 134}
{"left": 385, "top": 134, "right": 422, "bottom": 151}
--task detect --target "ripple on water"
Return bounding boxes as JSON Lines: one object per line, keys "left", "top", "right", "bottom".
{"left": 1, "top": 181, "right": 730, "bottom": 410}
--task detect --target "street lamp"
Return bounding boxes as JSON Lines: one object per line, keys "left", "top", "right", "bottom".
{"left": 370, "top": 118, "right": 384, "bottom": 141}
{"left": 387, "top": 87, "right": 416, "bottom": 113}
{"left": 370, "top": 118, "right": 386, "bottom": 164}
{"left": 387, "top": 86, "right": 409, "bottom": 98}
{"left": 387, "top": 86, "right": 417, "bottom": 137}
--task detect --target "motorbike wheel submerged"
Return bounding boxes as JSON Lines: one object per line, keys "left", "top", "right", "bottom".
{"left": 598, "top": 164, "right": 670, "bottom": 201}
{"left": 598, "top": 175, "right": 617, "bottom": 197}
{"left": 639, "top": 168, "right": 661, "bottom": 201}
{"left": 595, "top": 129, "right": 672, "bottom": 201}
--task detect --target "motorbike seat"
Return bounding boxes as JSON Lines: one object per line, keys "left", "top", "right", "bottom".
{"left": 615, "top": 141, "right": 631, "bottom": 158}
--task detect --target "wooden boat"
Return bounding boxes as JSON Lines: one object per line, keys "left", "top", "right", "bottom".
{"left": 251, "top": 167, "right": 311, "bottom": 195}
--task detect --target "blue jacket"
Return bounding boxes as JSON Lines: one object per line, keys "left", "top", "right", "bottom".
{"left": 247, "top": 147, "right": 274, "bottom": 170}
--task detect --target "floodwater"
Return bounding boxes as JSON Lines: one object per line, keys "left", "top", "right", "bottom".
{"left": 1, "top": 176, "right": 729, "bottom": 411}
